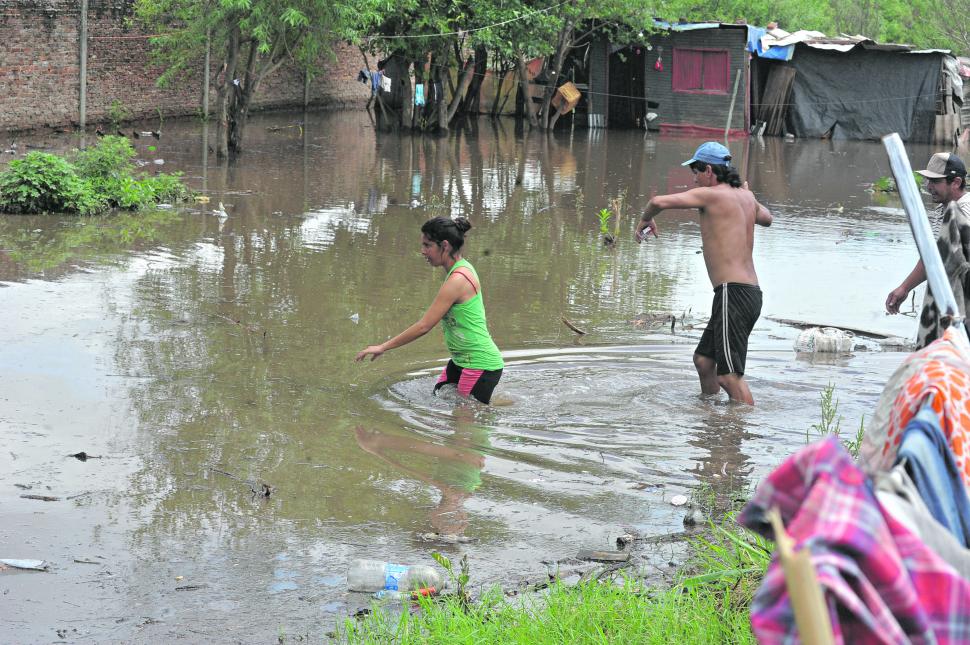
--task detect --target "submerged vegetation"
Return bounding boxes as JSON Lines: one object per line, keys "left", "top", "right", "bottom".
{"left": 809, "top": 382, "right": 865, "bottom": 458}
{"left": 0, "top": 136, "right": 187, "bottom": 215}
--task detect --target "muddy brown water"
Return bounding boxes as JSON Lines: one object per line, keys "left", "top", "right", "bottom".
{"left": 0, "top": 111, "right": 938, "bottom": 642}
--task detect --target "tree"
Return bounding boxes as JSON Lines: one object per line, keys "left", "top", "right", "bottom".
{"left": 920, "top": 0, "right": 970, "bottom": 55}
{"left": 136, "top": 0, "right": 380, "bottom": 156}
{"left": 529, "top": 0, "right": 654, "bottom": 130}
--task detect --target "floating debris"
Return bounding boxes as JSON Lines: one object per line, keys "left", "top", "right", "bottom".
{"left": 560, "top": 315, "right": 587, "bottom": 336}
{"left": 0, "top": 559, "right": 49, "bottom": 571}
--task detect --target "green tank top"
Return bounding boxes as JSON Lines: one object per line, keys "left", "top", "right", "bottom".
{"left": 441, "top": 259, "right": 504, "bottom": 371}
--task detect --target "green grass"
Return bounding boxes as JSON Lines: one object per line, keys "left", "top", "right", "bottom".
{"left": 343, "top": 520, "right": 770, "bottom": 644}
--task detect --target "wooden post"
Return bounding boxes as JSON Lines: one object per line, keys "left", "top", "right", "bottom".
{"left": 724, "top": 68, "right": 742, "bottom": 143}
{"left": 79, "top": 0, "right": 88, "bottom": 130}
{"left": 767, "top": 508, "right": 834, "bottom": 645}
{"left": 304, "top": 68, "right": 311, "bottom": 108}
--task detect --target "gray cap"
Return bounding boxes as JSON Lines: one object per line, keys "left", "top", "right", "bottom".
{"left": 917, "top": 152, "right": 966, "bottom": 179}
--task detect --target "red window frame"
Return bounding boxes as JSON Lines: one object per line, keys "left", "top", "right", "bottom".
{"left": 672, "top": 48, "right": 730, "bottom": 94}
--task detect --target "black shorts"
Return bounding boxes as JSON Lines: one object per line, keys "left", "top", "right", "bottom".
{"left": 695, "top": 283, "right": 762, "bottom": 376}
{"left": 433, "top": 360, "right": 503, "bottom": 405}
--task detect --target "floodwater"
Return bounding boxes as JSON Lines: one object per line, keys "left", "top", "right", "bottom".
{"left": 0, "top": 110, "right": 938, "bottom": 642}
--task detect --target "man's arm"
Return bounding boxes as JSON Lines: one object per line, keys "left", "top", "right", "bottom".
{"left": 885, "top": 260, "right": 926, "bottom": 314}
{"left": 755, "top": 202, "right": 773, "bottom": 227}
{"left": 635, "top": 189, "right": 708, "bottom": 243}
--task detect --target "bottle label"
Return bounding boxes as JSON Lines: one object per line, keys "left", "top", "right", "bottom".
{"left": 385, "top": 564, "right": 408, "bottom": 590}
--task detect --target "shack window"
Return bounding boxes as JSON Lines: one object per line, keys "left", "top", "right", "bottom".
{"left": 672, "top": 49, "right": 729, "bottom": 94}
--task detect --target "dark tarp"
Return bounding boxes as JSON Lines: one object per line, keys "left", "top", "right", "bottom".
{"left": 785, "top": 45, "right": 941, "bottom": 142}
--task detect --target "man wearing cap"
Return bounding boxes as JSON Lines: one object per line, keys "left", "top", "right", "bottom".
{"left": 885, "top": 152, "right": 970, "bottom": 348}
{"left": 635, "top": 141, "right": 773, "bottom": 405}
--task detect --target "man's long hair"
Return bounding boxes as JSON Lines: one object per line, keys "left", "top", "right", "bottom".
{"left": 689, "top": 161, "right": 743, "bottom": 188}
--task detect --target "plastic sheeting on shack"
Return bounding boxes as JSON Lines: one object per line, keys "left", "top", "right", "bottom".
{"left": 784, "top": 46, "right": 942, "bottom": 141}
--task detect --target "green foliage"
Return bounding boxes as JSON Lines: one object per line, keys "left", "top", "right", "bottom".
{"left": 872, "top": 176, "right": 894, "bottom": 192}
{"left": 108, "top": 99, "right": 130, "bottom": 127}
{"left": 431, "top": 551, "right": 470, "bottom": 607}
{"left": 0, "top": 137, "right": 188, "bottom": 215}
{"left": 73, "top": 135, "right": 137, "bottom": 179}
{"left": 596, "top": 207, "right": 612, "bottom": 235}
{"left": 808, "top": 383, "right": 865, "bottom": 458}
{"left": 346, "top": 518, "right": 767, "bottom": 644}
{"left": 0, "top": 152, "right": 102, "bottom": 215}
{"left": 136, "top": 0, "right": 385, "bottom": 151}
{"left": 73, "top": 136, "right": 188, "bottom": 210}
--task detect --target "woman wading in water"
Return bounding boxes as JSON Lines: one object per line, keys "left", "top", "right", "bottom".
{"left": 355, "top": 217, "right": 504, "bottom": 404}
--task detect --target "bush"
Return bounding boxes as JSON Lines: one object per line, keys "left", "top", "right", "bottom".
{"left": 0, "top": 152, "right": 102, "bottom": 215}
{"left": 72, "top": 135, "right": 136, "bottom": 180}
{"left": 0, "top": 136, "right": 188, "bottom": 215}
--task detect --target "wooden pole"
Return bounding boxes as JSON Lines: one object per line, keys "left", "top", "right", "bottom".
{"left": 79, "top": 0, "right": 88, "bottom": 130}
{"left": 767, "top": 508, "right": 834, "bottom": 645}
{"left": 724, "top": 68, "right": 742, "bottom": 143}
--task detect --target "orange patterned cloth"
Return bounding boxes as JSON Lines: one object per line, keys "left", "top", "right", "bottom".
{"left": 860, "top": 327, "right": 970, "bottom": 486}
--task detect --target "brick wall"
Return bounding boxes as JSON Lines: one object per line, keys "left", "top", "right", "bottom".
{"left": 0, "top": 0, "right": 368, "bottom": 133}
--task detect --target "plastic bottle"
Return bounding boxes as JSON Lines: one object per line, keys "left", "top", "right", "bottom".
{"left": 346, "top": 559, "right": 446, "bottom": 593}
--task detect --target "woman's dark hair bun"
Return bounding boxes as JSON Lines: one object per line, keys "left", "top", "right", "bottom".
{"left": 454, "top": 217, "right": 472, "bottom": 234}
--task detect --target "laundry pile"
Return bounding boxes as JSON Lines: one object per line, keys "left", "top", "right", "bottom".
{"left": 739, "top": 327, "right": 970, "bottom": 643}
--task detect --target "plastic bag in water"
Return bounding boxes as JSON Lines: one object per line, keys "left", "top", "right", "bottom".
{"left": 794, "top": 327, "right": 855, "bottom": 354}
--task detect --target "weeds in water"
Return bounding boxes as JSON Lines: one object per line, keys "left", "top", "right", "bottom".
{"left": 808, "top": 383, "right": 865, "bottom": 458}
{"left": 431, "top": 551, "right": 470, "bottom": 608}
{"left": 596, "top": 208, "right": 612, "bottom": 236}
{"left": 872, "top": 176, "right": 894, "bottom": 192}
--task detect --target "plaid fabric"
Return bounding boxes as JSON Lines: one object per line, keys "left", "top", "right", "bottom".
{"left": 739, "top": 437, "right": 970, "bottom": 644}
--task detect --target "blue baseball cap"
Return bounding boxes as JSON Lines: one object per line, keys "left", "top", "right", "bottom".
{"left": 682, "top": 142, "right": 732, "bottom": 167}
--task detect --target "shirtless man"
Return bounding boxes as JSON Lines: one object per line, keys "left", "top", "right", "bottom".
{"left": 635, "top": 142, "right": 773, "bottom": 404}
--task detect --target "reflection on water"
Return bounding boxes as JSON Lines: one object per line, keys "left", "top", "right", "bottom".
{"left": 0, "top": 110, "right": 941, "bottom": 641}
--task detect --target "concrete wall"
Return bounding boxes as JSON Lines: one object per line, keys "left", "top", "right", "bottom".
{"left": 0, "top": 0, "right": 369, "bottom": 133}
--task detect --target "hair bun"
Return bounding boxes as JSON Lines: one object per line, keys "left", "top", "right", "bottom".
{"left": 453, "top": 217, "right": 472, "bottom": 233}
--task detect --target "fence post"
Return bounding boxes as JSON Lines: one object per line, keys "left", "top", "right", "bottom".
{"left": 79, "top": 0, "right": 88, "bottom": 130}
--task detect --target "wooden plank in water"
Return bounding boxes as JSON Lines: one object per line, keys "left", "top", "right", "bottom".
{"left": 765, "top": 316, "right": 893, "bottom": 339}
